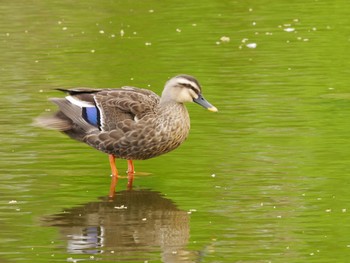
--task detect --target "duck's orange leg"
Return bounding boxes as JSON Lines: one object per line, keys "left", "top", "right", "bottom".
{"left": 127, "top": 160, "right": 134, "bottom": 190}
{"left": 108, "top": 154, "right": 118, "bottom": 198}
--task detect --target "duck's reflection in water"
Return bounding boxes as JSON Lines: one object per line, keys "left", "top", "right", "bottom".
{"left": 43, "top": 190, "right": 197, "bottom": 262}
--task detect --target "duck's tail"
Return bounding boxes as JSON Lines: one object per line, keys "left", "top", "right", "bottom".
{"left": 34, "top": 98, "right": 98, "bottom": 141}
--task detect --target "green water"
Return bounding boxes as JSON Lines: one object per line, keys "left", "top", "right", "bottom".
{"left": 1, "top": 0, "right": 350, "bottom": 262}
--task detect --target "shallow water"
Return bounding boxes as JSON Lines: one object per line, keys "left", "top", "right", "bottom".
{"left": 1, "top": 0, "right": 350, "bottom": 262}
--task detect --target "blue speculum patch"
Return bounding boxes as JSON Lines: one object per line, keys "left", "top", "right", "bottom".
{"left": 82, "top": 107, "right": 100, "bottom": 127}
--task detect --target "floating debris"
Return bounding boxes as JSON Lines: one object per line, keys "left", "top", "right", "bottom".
{"left": 114, "top": 205, "right": 127, "bottom": 209}
{"left": 284, "top": 28, "right": 295, "bottom": 32}
{"left": 246, "top": 43, "right": 257, "bottom": 48}
{"left": 120, "top": 29, "right": 124, "bottom": 37}
{"left": 211, "top": 173, "right": 216, "bottom": 178}
{"left": 145, "top": 42, "right": 152, "bottom": 46}
{"left": 220, "top": 36, "right": 230, "bottom": 42}
{"left": 8, "top": 200, "right": 17, "bottom": 204}
{"left": 176, "top": 28, "right": 182, "bottom": 33}
{"left": 99, "top": 30, "right": 105, "bottom": 34}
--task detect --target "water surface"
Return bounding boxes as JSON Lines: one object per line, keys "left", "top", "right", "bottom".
{"left": 1, "top": 0, "right": 350, "bottom": 262}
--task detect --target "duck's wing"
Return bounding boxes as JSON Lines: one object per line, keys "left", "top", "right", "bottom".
{"left": 93, "top": 86, "right": 160, "bottom": 131}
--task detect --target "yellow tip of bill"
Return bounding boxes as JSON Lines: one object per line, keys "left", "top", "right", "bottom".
{"left": 207, "top": 106, "right": 218, "bottom": 112}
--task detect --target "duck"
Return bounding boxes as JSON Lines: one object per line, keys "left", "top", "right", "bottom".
{"left": 36, "top": 74, "right": 218, "bottom": 197}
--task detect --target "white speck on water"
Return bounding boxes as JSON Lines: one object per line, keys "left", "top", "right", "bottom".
{"left": 62, "top": 27, "right": 67, "bottom": 31}
{"left": 111, "top": 34, "right": 115, "bottom": 38}
{"left": 145, "top": 42, "right": 152, "bottom": 46}
{"left": 215, "top": 41, "right": 221, "bottom": 45}
{"left": 284, "top": 27, "right": 295, "bottom": 32}
{"left": 265, "top": 32, "right": 273, "bottom": 35}
{"left": 220, "top": 36, "right": 230, "bottom": 42}
{"left": 294, "top": 18, "right": 299, "bottom": 22}
{"left": 303, "top": 38, "right": 309, "bottom": 42}
{"left": 252, "top": 21, "right": 256, "bottom": 26}
{"left": 176, "top": 28, "right": 182, "bottom": 33}
{"left": 211, "top": 173, "right": 216, "bottom": 178}
{"left": 189, "top": 209, "right": 197, "bottom": 212}
{"left": 187, "top": 211, "right": 192, "bottom": 214}
{"left": 149, "top": 9, "right": 154, "bottom": 13}
{"left": 325, "top": 209, "right": 331, "bottom": 213}
{"left": 111, "top": 250, "right": 114, "bottom": 253}
{"left": 120, "top": 29, "right": 124, "bottom": 37}
{"left": 133, "top": 31, "right": 137, "bottom": 35}
{"left": 9, "top": 200, "right": 17, "bottom": 204}
{"left": 114, "top": 205, "right": 127, "bottom": 209}
{"left": 45, "top": 108, "right": 51, "bottom": 112}
{"left": 312, "top": 27, "right": 317, "bottom": 31}
{"left": 99, "top": 30, "right": 105, "bottom": 34}
{"left": 241, "top": 38, "right": 249, "bottom": 43}
{"left": 342, "top": 208, "right": 347, "bottom": 213}
{"left": 58, "top": 21, "right": 62, "bottom": 25}
{"left": 277, "top": 215, "right": 282, "bottom": 218}
{"left": 6, "top": 32, "right": 10, "bottom": 37}
{"left": 90, "top": 256, "right": 94, "bottom": 259}
{"left": 91, "top": 49, "right": 95, "bottom": 53}
{"left": 260, "top": 202, "right": 264, "bottom": 206}
{"left": 172, "top": 251, "right": 178, "bottom": 255}
{"left": 246, "top": 43, "right": 257, "bottom": 48}
{"left": 249, "top": 8, "right": 253, "bottom": 12}
{"left": 142, "top": 217, "right": 147, "bottom": 221}
{"left": 16, "top": 208, "right": 20, "bottom": 211}
{"left": 192, "top": 23, "right": 197, "bottom": 26}
{"left": 310, "top": 252, "right": 314, "bottom": 256}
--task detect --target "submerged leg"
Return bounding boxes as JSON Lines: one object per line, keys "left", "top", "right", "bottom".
{"left": 127, "top": 160, "right": 134, "bottom": 190}
{"left": 108, "top": 154, "right": 118, "bottom": 198}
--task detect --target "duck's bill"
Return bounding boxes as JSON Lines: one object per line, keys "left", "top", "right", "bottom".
{"left": 193, "top": 94, "right": 218, "bottom": 112}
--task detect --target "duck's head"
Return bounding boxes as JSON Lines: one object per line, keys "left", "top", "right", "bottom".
{"left": 161, "top": 74, "right": 218, "bottom": 112}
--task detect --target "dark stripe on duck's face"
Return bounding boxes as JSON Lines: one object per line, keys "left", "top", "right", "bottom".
{"left": 180, "top": 83, "right": 200, "bottom": 95}
{"left": 82, "top": 106, "right": 101, "bottom": 129}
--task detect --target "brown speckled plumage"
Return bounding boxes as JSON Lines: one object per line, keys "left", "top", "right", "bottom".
{"left": 36, "top": 75, "right": 217, "bottom": 195}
